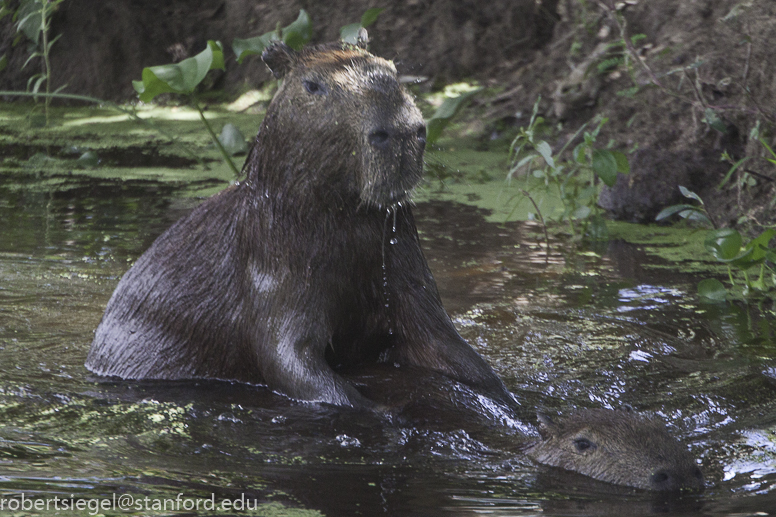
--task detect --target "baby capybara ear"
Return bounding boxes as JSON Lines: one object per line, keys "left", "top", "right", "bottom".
{"left": 262, "top": 41, "right": 296, "bottom": 79}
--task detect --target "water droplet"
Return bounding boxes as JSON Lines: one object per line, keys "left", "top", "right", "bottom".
{"left": 389, "top": 238, "right": 398, "bottom": 245}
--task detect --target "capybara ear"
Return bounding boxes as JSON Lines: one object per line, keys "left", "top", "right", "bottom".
{"left": 262, "top": 41, "right": 296, "bottom": 79}
{"left": 536, "top": 412, "right": 557, "bottom": 439}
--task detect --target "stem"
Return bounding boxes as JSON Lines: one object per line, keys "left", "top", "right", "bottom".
{"left": 194, "top": 101, "right": 240, "bottom": 178}
{"left": 41, "top": 0, "right": 51, "bottom": 126}
{"left": 0, "top": 90, "right": 208, "bottom": 169}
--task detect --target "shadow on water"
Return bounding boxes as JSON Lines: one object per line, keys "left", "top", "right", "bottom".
{"left": 1, "top": 170, "right": 775, "bottom": 515}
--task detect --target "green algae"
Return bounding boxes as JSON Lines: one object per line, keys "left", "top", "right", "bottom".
{"left": 0, "top": 102, "right": 732, "bottom": 271}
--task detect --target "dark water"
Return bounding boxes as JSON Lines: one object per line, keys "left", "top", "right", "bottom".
{"left": 1, "top": 171, "right": 775, "bottom": 516}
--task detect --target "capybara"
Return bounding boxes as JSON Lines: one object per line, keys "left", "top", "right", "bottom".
{"left": 524, "top": 409, "right": 705, "bottom": 491}
{"left": 86, "top": 35, "right": 513, "bottom": 409}
{"left": 349, "top": 365, "right": 704, "bottom": 492}
{"left": 86, "top": 35, "right": 705, "bottom": 492}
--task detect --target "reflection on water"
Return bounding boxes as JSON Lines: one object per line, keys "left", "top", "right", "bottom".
{"left": 1, "top": 172, "right": 775, "bottom": 515}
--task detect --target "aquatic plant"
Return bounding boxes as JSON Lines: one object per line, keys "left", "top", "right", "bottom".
{"left": 657, "top": 188, "right": 776, "bottom": 302}
{"left": 507, "top": 97, "right": 629, "bottom": 241}
{"left": 2, "top": 0, "right": 65, "bottom": 126}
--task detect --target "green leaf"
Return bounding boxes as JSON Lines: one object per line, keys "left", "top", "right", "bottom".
{"left": 281, "top": 9, "right": 312, "bottom": 50}
{"left": 704, "top": 228, "right": 742, "bottom": 261}
{"left": 535, "top": 141, "right": 555, "bottom": 169}
{"left": 218, "top": 123, "right": 248, "bottom": 156}
{"left": 360, "top": 8, "right": 385, "bottom": 27}
{"left": 16, "top": 7, "right": 42, "bottom": 44}
{"left": 340, "top": 23, "right": 362, "bottom": 45}
{"left": 592, "top": 148, "right": 618, "bottom": 186}
{"left": 704, "top": 108, "right": 727, "bottom": 133}
{"left": 678, "top": 185, "right": 703, "bottom": 204}
{"left": 425, "top": 87, "right": 483, "bottom": 144}
{"left": 760, "top": 136, "right": 776, "bottom": 160}
{"left": 655, "top": 204, "right": 697, "bottom": 221}
{"left": 731, "top": 228, "right": 776, "bottom": 269}
{"left": 233, "top": 33, "right": 277, "bottom": 65}
{"left": 698, "top": 278, "right": 727, "bottom": 303}
{"left": 716, "top": 156, "right": 750, "bottom": 190}
{"left": 0, "top": 54, "right": 7, "bottom": 73}
{"left": 233, "top": 9, "right": 311, "bottom": 63}
{"left": 611, "top": 150, "right": 630, "bottom": 174}
{"left": 134, "top": 40, "right": 224, "bottom": 102}
{"left": 572, "top": 143, "right": 586, "bottom": 164}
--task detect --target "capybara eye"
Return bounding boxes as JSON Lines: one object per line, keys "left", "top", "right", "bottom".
{"left": 303, "top": 79, "right": 326, "bottom": 96}
{"left": 573, "top": 438, "right": 595, "bottom": 453}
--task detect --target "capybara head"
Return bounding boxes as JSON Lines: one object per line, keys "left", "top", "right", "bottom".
{"left": 255, "top": 35, "right": 427, "bottom": 209}
{"left": 524, "top": 409, "right": 705, "bottom": 491}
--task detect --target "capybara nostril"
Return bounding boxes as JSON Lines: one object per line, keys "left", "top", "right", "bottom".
{"left": 369, "top": 129, "right": 391, "bottom": 149}
{"left": 651, "top": 470, "right": 671, "bottom": 488}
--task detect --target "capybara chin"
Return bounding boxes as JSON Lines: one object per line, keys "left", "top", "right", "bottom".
{"left": 85, "top": 35, "right": 514, "bottom": 409}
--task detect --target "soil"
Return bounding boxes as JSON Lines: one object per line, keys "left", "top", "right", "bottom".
{"left": 1, "top": 0, "right": 775, "bottom": 230}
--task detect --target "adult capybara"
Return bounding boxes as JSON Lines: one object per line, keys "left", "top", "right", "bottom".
{"left": 86, "top": 35, "right": 513, "bottom": 409}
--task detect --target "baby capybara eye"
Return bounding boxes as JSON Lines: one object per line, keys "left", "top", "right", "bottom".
{"left": 303, "top": 79, "right": 326, "bottom": 95}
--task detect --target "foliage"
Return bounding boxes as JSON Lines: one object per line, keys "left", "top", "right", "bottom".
{"left": 657, "top": 188, "right": 776, "bottom": 302}
{"left": 425, "top": 85, "right": 483, "bottom": 145}
{"left": 233, "top": 10, "right": 313, "bottom": 64}
{"left": 340, "top": 8, "right": 384, "bottom": 45}
{"left": 4, "top": 0, "right": 65, "bottom": 126}
{"left": 132, "top": 40, "right": 240, "bottom": 177}
{"left": 507, "top": 97, "right": 629, "bottom": 241}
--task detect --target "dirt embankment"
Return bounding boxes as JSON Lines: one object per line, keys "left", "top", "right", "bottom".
{"left": 2, "top": 0, "right": 774, "bottom": 228}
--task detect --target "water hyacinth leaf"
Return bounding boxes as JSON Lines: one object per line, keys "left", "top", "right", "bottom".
{"left": 592, "top": 148, "right": 618, "bottom": 186}
{"left": 233, "top": 33, "right": 276, "bottom": 64}
{"left": 698, "top": 278, "right": 727, "bottom": 303}
{"left": 360, "top": 7, "right": 385, "bottom": 27}
{"left": 133, "top": 41, "right": 224, "bottom": 102}
{"left": 233, "top": 10, "right": 311, "bottom": 63}
{"left": 281, "top": 9, "right": 313, "bottom": 50}
{"left": 218, "top": 123, "right": 248, "bottom": 156}
{"left": 425, "top": 87, "right": 483, "bottom": 144}
{"left": 704, "top": 228, "right": 742, "bottom": 261}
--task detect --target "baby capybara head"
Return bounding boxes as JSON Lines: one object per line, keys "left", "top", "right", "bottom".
{"left": 256, "top": 36, "right": 426, "bottom": 209}
{"left": 525, "top": 409, "right": 705, "bottom": 492}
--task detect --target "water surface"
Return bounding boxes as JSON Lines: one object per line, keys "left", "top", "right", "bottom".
{"left": 1, "top": 150, "right": 775, "bottom": 516}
